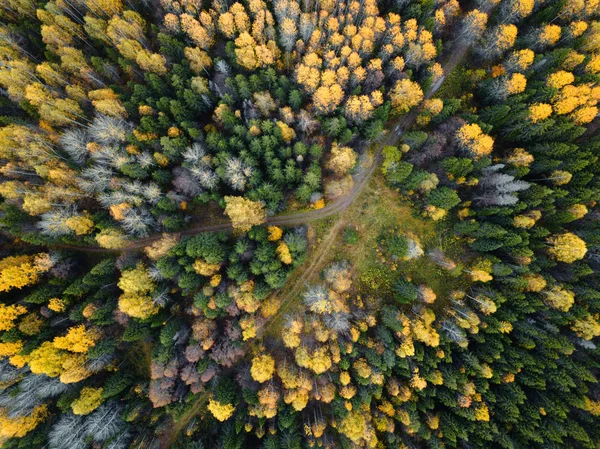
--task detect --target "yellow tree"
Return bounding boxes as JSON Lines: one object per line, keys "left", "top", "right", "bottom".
{"left": 224, "top": 196, "right": 266, "bottom": 232}
{"left": 88, "top": 88, "right": 127, "bottom": 118}
{"left": 250, "top": 354, "right": 276, "bottom": 383}
{"left": 547, "top": 233, "right": 587, "bottom": 263}
{"left": 180, "top": 14, "right": 214, "bottom": 50}
{"left": 458, "top": 9, "right": 488, "bottom": 43}
{"left": 0, "top": 405, "right": 48, "bottom": 439}
{"left": 456, "top": 123, "right": 494, "bottom": 158}
{"left": 95, "top": 228, "right": 129, "bottom": 249}
{"left": 144, "top": 233, "right": 180, "bottom": 260}
{"left": 543, "top": 286, "right": 575, "bottom": 312}
{"left": 389, "top": 79, "right": 423, "bottom": 115}
{"left": 505, "top": 49, "right": 535, "bottom": 72}
{"left": 53, "top": 325, "right": 98, "bottom": 353}
{"left": 185, "top": 47, "right": 213, "bottom": 74}
{"left": 478, "top": 24, "right": 517, "bottom": 59}
{"left": 207, "top": 398, "right": 235, "bottom": 421}
{"left": 570, "top": 315, "right": 600, "bottom": 340}
{"left": 0, "top": 303, "right": 27, "bottom": 331}
{"left": 312, "top": 83, "right": 344, "bottom": 115}
{"left": 547, "top": 71, "right": 574, "bottom": 89}
{"left": 500, "top": 0, "right": 534, "bottom": 23}
{"left": 536, "top": 24, "right": 562, "bottom": 48}
{"left": 0, "top": 254, "right": 51, "bottom": 293}
{"left": 71, "top": 387, "right": 104, "bottom": 415}
{"left": 276, "top": 242, "right": 292, "bottom": 264}
{"left": 118, "top": 263, "right": 158, "bottom": 319}
{"left": 326, "top": 143, "right": 357, "bottom": 176}
{"left": 529, "top": 103, "right": 553, "bottom": 122}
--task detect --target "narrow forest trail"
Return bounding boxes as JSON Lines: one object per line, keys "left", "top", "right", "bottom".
{"left": 160, "top": 11, "right": 495, "bottom": 445}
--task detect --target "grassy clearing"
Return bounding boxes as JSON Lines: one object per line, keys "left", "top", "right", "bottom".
{"left": 304, "top": 172, "right": 472, "bottom": 313}
{"left": 341, "top": 176, "right": 435, "bottom": 277}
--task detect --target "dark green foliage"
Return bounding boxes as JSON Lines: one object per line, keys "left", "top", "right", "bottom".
{"left": 427, "top": 187, "right": 461, "bottom": 210}
{"left": 393, "top": 278, "right": 418, "bottom": 304}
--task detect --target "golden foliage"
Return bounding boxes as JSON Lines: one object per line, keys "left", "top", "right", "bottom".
{"left": 250, "top": 354, "right": 276, "bottom": 383}
{"left": 53, "top": 325, "right": 98, "bottom": 353}
{"left": 65, "top": 215, "right": 95, "bottom": 235}
{"left": 0, "top": 254, "right": 50, "bottom": 293}
{"left": 568, "top": 204, "right": 588, "bottom": 219}
{"left": 95, "top": 228, "right": 128, "bottom": 249}
{"left": 543, "top": 286, "right": 575, "bottom": 312}
{"left": 547, "top": 232, "right": 587, "bottom": 263}
{"left": 48, "top": 298, "right": 66, "bottom": 312}
{"left": 267, "top": 226, "right": 283, "bottom": 241}
{"left": 0, "top": 303, "right": 27, "bottom": 331}
{"left": 118, "top": 263, "right": 158, "bottom": 319}
{"left": 529, "top": 103, "right": 553, "bottom": 122}
{"left": 18, "top": 313, "right": 44, "bottom": 336}
{"left": 474, "top": 403, "right": 490, "bottom": 421}
{"left": 224, "top": 196, "right": 267, "bottom": 232}
{"left": 276, "top": 242, "right": 293, "bottom": 264}
{"left": 539, "top": 24, "right": 562, "bottom": 46}
{"left": 193, "top": 259, "right": 221, "bottom": 276}
{"left": 207, "top": 398, "right": 235, "bottom": 421}
{"left": 144, "top": 233, "right": 180, "bottom": 260}
{"left": 507, "top": 148, "right": 533, "bottom": 167}
{"left": 571, "top": 315, "right": 600, "bottom": 340}
{"left": 0, "top": 405, "right": 48, "bottom": 439}
{"left": 338, "top": 411, "right": 368, "bottom": 443}
{"left": 326, "top": 143, "right": 357, "bottom": 176}
{"left": 456, "top": 123, "right": 494, "bottom": 158}
{"left": 185, "top": 47, "right": 212, "bottom": 74}
{"left": 295, "top": 346, "right": 332, "bottom": 374}
{"left": 547, "top": 71, "right": 575, "bottom": 89}
{"left": 313, "top": 83, "right": 344, "bottom": 115}
{"left": 0, "top": 341, "right": 23, "bottom": 357}
{"left": 389, "top": 79, "right": 423, "bottom": 114}
{"left": 71, "top": 387, "right": 104, "bottom": 415}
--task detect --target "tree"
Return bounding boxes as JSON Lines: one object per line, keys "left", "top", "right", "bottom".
{"left": 185, "top": 47, "right": 213, "bottom": 74}
{"left": 326, "top": 143, "right": 357, "bottom": 176}
{"left": 389, "top": 79, "right": 423, "bottom": 114}
{"left": 456, "top": 123, "right": 494, "bottom": 158}
{"left": 543, "top": 286, "right": 575, "bottom": 312}
{"left": 427, "top": 187, "right": 461, "bottom": 210}
{"left": 0, "top": 254, "right": 51, "bottom": 293}
{"left": 53, "top": 325, "right": 98, "bottom": 353}
{"left": 478, "top": 24, "right": 518, "bottom": 59}
{"left": 224, "top": 196, "right": 266, "bottom": 232}
{"left": 0, "top": 303, "right": 27, "bottom": 331}
{"left": 0, "top": 404, "right": 48, "bottom": 439}
{"left": 499, "top": 0, "right": 534, "bottom": 23}
{"left": 529, "top": 103, "right": 553, "bottom": 123}
{"left": 547, "top": 71, "right": 574, "bottom": 89}
{"left": 71, "top": 387, "right": 104, "bottom": 415}
{"left": 457, "top": 9, "right": 488, "bottom": 43}
{"left": 338, "top": 411, "right": 368, "bottom": 444}
{"left": 118, "top": 264, "right": 158, "bottom": 319}
{"left": 250, "top": 354, "right": 275, "bottom": 383}
{"left": 570, "top": 315, "right": 600, "bottom": 340}
{"left": 95, "top": 229, "right": 129, "bottom": 249}
{"left": 547, "top": 233, "right": 587, "bottom": 263}
{"left": 207, "top": 398, "right": 235, "bottom": 421}
{"left": 313, "top": 84, "right": 344, "bottom": 115}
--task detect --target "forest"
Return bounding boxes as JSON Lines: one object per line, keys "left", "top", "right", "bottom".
{"left": 0, "top": 0, "right": 599, "bottom": 448}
